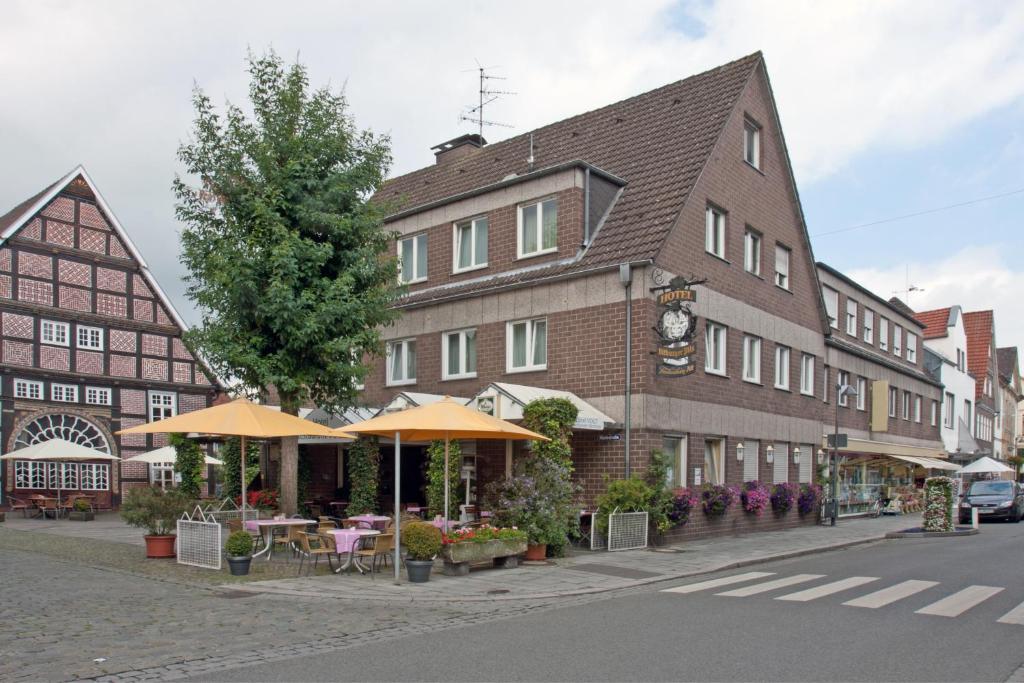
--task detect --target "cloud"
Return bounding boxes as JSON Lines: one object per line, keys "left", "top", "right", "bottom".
{"left": 845, "top": 245, "right": 1024, "bottom": 353}
{"left": 0, "top": 1, "right": 1022, "bottom": 321}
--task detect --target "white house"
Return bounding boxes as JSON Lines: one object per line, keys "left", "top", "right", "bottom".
{"left": 918, "top": 306, "right": 980, "bottom": 461}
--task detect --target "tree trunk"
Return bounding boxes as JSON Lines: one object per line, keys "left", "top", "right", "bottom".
{"left": 279, "top": 396, "right": 300, "bottom": 515}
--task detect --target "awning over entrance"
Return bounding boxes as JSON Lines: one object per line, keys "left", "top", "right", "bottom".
{"left": 297, "top": 407, "right": 369, "bottom": 444}
{"left": 468, "top": 382, "right": 615, "bottom": 431}
{"left": 887, "top": 454, "right": 961, "bottom": 472}
{"left": 827, "top": 436, "right": 948, "bottom": 461}
{"left": 376, "top": 392, "right": 470, "bottom": 416}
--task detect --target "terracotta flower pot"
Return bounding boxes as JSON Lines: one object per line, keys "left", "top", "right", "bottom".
{"left": 525, "top": 543, "right": 547, "bottom": 561}
{"left": 144, "top": 534, "right": 176, "bottom": 558}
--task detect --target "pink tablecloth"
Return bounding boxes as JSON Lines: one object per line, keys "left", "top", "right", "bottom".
{"left": 347, "top": 514, "right": 391, "bottom": 530}
{"left": 329, "top": 528, "right": 379, "bottom": 553}
{"left": 244, "top": 519, "right": 314, "bottom": 532}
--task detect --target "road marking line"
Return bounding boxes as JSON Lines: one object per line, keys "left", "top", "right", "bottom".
{"left": 661, "top": 572, "right": 776, "bottom": 594}
{"left": 716, "top": 574, "right": 825, "bottom": 597}
{"left": 997, "top": 601, "right": 1024, "bottom": 625}
{"left": 776, "top": 576, "right": 880, "bottom": 602}
{"left": 916, "top": 585, "right": 1004, "bottom": 617}
{"left": 843, "top": 580, "right": 939, "bottom": 608}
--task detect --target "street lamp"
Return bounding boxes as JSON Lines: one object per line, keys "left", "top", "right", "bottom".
{"left": 817, "top": 448, "right": 825, "bottom": 465}
{"left": 736, "top": 442, "right": 745, "bottom": 462}
{"left": 766, "top": 444, "right": 775, "bottom": 464}
{"left": 793, "top": 447, "right": 801, "bottom": 464}
{"left": 831, "top": 382, "right": 858, "bottom": 527}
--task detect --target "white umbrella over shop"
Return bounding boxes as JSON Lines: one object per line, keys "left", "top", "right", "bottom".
{"left": 957, "top": 456, "right": 1013, "bottom": 475}
{"left": 0, "top": 438, "right": 121, "bottom": 512}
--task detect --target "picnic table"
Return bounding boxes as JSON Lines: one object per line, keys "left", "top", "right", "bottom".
{"left": 328, "top": 528, "right": 380, "bottom": 574}
{"left": 244, "top": 518, "right": 316, "bottom": 560}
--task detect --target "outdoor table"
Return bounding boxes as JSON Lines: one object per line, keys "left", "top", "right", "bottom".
{"left": 328, "top": 528, "right": 380, "bottom": 574}
{"left": 244, "top": 519, "right": 316, "bottom": 560}
{"left": 347, "top": 514, "right": 390, "bottom": 530}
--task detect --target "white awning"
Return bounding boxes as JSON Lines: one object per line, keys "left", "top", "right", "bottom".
{"left": 888, "top": 454, "right": 961, "bottom": 472}
{"left": 376, "top": 392, "right": 470, "bottom": 416}
{"left": 468, "top": 382, "right": 615, "bottom": 431}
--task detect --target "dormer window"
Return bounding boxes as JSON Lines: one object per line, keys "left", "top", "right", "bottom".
{"left": 743, "top": 117, "right": 761, "bottom": 169}
{"left": 398, "top": 233, "right": 427, "bottom": 284}
{"left": 454, "top": 217, "right": 488, "bottom": 272}
{"left": 518, "top": 198, "right": 557, "bottom": 258}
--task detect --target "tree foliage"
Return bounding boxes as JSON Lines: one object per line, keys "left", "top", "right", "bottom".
{"left": 346, "top": 437, "right": 381, "bottom": 515}
{"left": 170, "top": 433, "right": 205, "bottom": 499}
{"left": 220, "top": 437, "right": 260, "bottom": 500}
{"left": 426, "top": 440, "right": 461, "bottom": 519}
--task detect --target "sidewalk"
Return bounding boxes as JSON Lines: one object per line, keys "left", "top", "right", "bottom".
{"left": 233, "top": 514, "right": 919, "bottom": 602}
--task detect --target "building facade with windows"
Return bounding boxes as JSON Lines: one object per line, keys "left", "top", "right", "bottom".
{"left": 357, "top": 53, "right": 835, "bottom": 540}
{"left": 996, "top": 347, "right": 1021, "bottom": 466}
{"left": 0, "top": 167, "right": 220, "bottom": 508}
{"left": 814, "top": 265, "right": 946, "bottom": 515}
{"left": 961, "top": 310, "right": 1000, "bottom": 459}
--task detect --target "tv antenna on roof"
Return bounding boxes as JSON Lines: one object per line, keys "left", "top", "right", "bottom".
{"left": 460, "top": 62, "right": 515, "bottom": 139}
{"left": 892, "top": 264, "right": 925, "bottom": 304}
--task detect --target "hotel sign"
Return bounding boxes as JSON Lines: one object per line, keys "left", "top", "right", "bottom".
{"left": 653, "top": 275, "right": 703, "bottom": 377}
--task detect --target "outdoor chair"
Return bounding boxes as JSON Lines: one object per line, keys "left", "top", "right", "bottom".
{"left": 38, "top": 498, "right": 59, "bottom": 520}
{"left": 272, "top": 525, "right": 306, "bottom": 561}
{"left": 228, "top": 519, "right": 263, "bottom": 550}
{"left": 355, "top": 532, "right": 394, "bottom": 579}
{"left": 317, "top": 517, "right": 337, "bottom": 530}
{"left": 296, "top": 532, "right": 334, "bottom": 576}
{"left": 7, "top": 497, "right": 29, "bottom": 518}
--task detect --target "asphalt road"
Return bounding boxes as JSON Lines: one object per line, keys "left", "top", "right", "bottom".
{"left": 191, "top": 521, "right": 1024, "bottom": 682}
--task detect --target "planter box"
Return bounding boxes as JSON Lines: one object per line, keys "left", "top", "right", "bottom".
{"left": 69, "top": 511, "right": 95, "bottom": 521}
{"left": 441, "top": 539, "right": 528, "bottom": 576}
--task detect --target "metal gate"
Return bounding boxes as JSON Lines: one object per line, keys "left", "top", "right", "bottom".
{"left": 607, "top": 510, "right": 648, "bottom": 551}
{"left": 177, "top": 506, "right": 222, "bottom": 570}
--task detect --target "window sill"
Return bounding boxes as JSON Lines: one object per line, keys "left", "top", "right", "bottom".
{"left": 442, "top": 373, "right": 477, "bottom": 382}
{"left": 742, "top": 378, "right": 762, "bottom": 386}
{"left": 774, "top": 385, "right": 791, "bottom": 392}
{"left": 774, "top": 283, "right": 792, "bottom": 294}
{"left": 506, "top": 365, "right": 547, "bottom": 374}
{"left": 744, "top": 160, "right": 765, "bottom": 176}
{"left": 398, "top": 278, "right": 427, "bottom": 286}
{"left": 706, "top": 251, "right": 731, "bottom": 266}
{"left": 704, "top": 368, "right": 729, "bottom": 378}
{"left": 516, "top": 248, "right": 558, "bottom": 261}
{"left": 800, "top": 390, "right": 815, "bottom": 397}
{"left": 386, "top": 379, "right": 417, "bottom": 388}
{"left": 745, "top": 270, "right": 764, "bottom": 280}
{"left": 453, "top": 264, "right": 487, "bottom": 275}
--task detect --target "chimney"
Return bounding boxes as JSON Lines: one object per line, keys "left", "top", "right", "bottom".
{"left": 431, "top": 133, "right": 487, "bottom": 165}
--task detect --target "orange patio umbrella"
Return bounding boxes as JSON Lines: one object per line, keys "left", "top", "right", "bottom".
{"left": 118, "top": 397, "right": 348, "bottom": 521}
{"left": 338, "top": 396, "right": 546, "bottom": 583}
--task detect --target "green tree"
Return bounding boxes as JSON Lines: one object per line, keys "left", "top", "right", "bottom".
{"left": 173, "top": 50, "right": 400, "bottom": 514}
{"left": 426, "top": 440, "right": 461, "bottom": 519}
{"left": 169, "top": 433, "right": 204, "bottom": 499}
{"left": 520, "top": 398, "right": 581, "bottom": 554}
{"left": 347, "top": 438, "right": 381, "bottom": 515}
{"left": 220, "top": 437, "right": 260, "bottom": 500}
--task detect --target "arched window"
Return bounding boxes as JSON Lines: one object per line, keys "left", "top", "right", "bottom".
{"left": 14, "top": 413, "right": 111, "bottom": 453}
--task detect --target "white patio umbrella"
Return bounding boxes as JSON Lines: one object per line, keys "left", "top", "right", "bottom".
{"left": 957, "top": 456, "right": 1013, "bottom": 475}
{"left": 0, "top": 438, "right": 121, "bottom": 513}
{"left": 129, "top": 446, "right": 224, "bottom": 466}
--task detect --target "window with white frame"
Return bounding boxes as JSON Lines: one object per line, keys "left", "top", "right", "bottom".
{"left": 85, "top": 387, "right": 112, "bottom": 406}
{"left": 906, "top": 332, "right": 917, "bottom": 363}
{"left": 914, "top": 395, "right": 922, "bottom": 423}
{"left": 77, "top": 325, "right": 103, "bottom": 350}
{"left": 705, "top": 205, "right": 726, "bottom": 259}
{"left": 773, "top": 443, "right": 789, "bottom": 484}
{"left": 60, "top": 462, "right": 78, "bottom": 490}
{"left": 743, "top": 118, "right": 761, "bottom": 168}
{"left": 507, "top": 318, "right": 547, "bottom": 372}
{"left": 51, "top": 383, "right": 77, "bottom": 403}
{"left": 398, "top": 233, "right": 428, "bottom": 284}
{"left": 442, "top": 329, "right": 477, "bottom": 380}
{"left": 879, "top": 318, "right": 890, "bottom": 351}
{"left": 518, "top": 198, "right": 558, "bottom": 258}
{"left": 150, "top": 462, "right": 174, "bottom": 489}
{"left": 775, "top": 345, "right": 790, "bottom": 390}
{"left": 775, "top": 245, "right": 790, "bottom": 290}
{"left": 80, "top": 463, "right": 109, "bottom": 491}
{"left": 14, "top": 460, "right": 46, "bottom": 489}
{"left": 984, "top": 376, "right": 992, "bottom": 397}
{"left": 742, "top": 335, "right": 761, "bottom": 383}
{"left": 893, "top": 324, "right": 902, "bottom": 357}
{"left": 386, "top": 339, "right": 417, "bottom": 385}
{"left": 863, "top": 309, "right": 874, "bottom": 344}
{"left": 931, "top": 400, "right": 938, "bottom": 427}
{"left": 856, "top": 377, "right": 866, "bottom": 411}
{"left": 965, "top": 400, "right": 972, "bottom": 433}
{"left": 148, "top": 391, "right": 177, "bottom": 422}
{"left": 743, "top": 228, "right": 761, "bottom": 275}
{"left": 705, "top": 321, "right": 727, "bottom": 375}
{"left": 41, "top": 319, "right": 70, "bottom": 346}
{"left": 846, "top": 299, "right": 858, "bottom": 336}
{"left": 889, "top": 386, "right": 898, "bottom": 417}
{"left": 453, "top": 217, "right": 488, "bottom": 272}
{"left": 822, "top": 287, "right": 839, "bottom": 328}
{"left": 703, "top": 438, "right": 725, "bottom": 485}
{"left": 742, "top": 439, "right": 759, "bottom": 482}
{"left": 14, "top": 379, "right": 43, "bottom": 400}
{"left": 837, "top": 371, "right": 850, "bottom": 406}
{"left": 663, "top": 435, "right": 687, "bottom": 488}
{"left": 902, "top": 390, "right": 911, "bottom": 420}
{"left": 800, "top": 354, "right": 815, "bottom": 395}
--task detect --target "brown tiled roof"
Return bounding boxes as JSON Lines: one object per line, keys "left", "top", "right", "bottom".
{"left": 915, "top": 307, "right": 951, "bottom": 339}
{"left": 997, "top": 346, "right": 1018, "bottom": 383}
{"left": 962, "top": 310, "right": 994, "bottom": 400}
{"left": 380, "top": 53, "right": 764, "bottom": 303}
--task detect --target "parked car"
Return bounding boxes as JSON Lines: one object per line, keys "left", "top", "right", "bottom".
{"left": 959, "top": 480, "right": 1024, "bottom": 523}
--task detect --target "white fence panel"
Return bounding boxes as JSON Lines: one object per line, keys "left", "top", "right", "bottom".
{"left": 607, "top": 511, "right": 648, "bottom": 551}
{"left": 177, "top": 507, "right": 222, "bottom": 570}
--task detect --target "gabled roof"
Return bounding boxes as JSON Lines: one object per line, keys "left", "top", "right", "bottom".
{"left": 0, "top": 166, "right": 191, "bottom": 334}
{"left": 379, "top": 53, "right": 764, "bottom": 304}
{"left": 887, "top": 297, "right": 918, "bottom": 321}
{"left": 962, "top": 310, "right": 994, "bottom": 399}
{"left": 997, "top": 347, "right": 1019, "bottom": 384}
{"left": 915, "top": 307, "right": 953, "bottom": 339}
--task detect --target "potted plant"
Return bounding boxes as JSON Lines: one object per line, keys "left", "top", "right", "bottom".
{"left": 403, "top": 521, "right": 442, "bottom": 583}
{"left": 69, "top": 498, "right": 94, "bottom": 521}
{"left": 441, "top": 525, "right": 528, "bottom": 575}
{"left": 120, "top": 486, "right": 192, "bottom": 558}
{"left": 225, "top": 530, "right": 254, "bottom": 576}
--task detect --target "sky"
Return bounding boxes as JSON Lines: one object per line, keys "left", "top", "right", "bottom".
{"left": 1, "top": 0, "right": 1022, "bottom": 351}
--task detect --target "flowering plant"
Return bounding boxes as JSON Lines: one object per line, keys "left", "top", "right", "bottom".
{"left": 923, "top": 476, "right": 955, "bottom": 532}
{"left": 668, "top": 487, "right": 699, "bottom": 527}
{"left": 798, "top": 483, "right": 822, "bottom": 516}
{"left": 741, "top": 481, "right": 771, "bottom": 515}
{"left": 243, "top": 489, "right": 279, "bottom": 510}
{"left": 442, "top": 524, "right": 528, "bottom": 545}
{"left": 770, "top": 482, "right": 797, "bottom": 513}
{"left": 701, "top": 484, "right": 738, "bottom": 517}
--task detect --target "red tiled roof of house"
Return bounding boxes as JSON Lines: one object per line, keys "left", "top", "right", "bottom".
{"left": 915, "top": 307, "right": 951, "bottom": 339}
{"left": 379, "top": 53, "right": 765, "bottom": 302}
{"left": 962, "top": 310, "right": 994, "bottom": 400}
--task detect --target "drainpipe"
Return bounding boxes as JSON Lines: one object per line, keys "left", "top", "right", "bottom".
{"left": 620, "top": 263, "right": 632, "bottom": 478}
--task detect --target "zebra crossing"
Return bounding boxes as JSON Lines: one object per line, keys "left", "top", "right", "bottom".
{"left": 662, "top": 571, "right": 1024, "bottom": 624}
